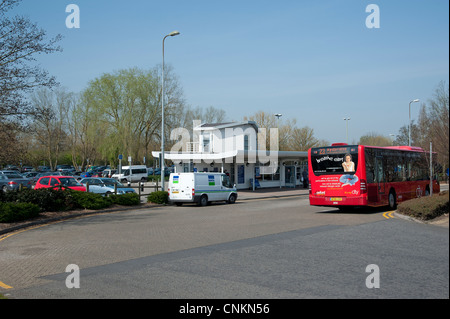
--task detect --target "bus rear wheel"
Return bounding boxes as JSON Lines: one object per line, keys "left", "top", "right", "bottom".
{"left": 388, "top": 190, "right": 397, "bottom": 209}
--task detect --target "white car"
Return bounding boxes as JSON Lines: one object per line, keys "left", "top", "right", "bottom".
{"left": 80, "top": 178, "right": 136, "bottom": 195}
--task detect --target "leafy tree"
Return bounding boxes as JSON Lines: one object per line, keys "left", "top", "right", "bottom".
{"left": 82, "top": 66, "right": 186, "bottom": 165}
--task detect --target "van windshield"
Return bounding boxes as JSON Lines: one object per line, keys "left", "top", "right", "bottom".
{"left": 221, "top": 175, "right": 233, "bottom": 188}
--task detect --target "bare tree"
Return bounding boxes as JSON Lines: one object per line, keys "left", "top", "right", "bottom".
{"left": 359, "top": 132, "right": 393, "bottom": 147}
{"left": 30, "top": 89, "right": 71, "bottom": 170}
{"left": 0, "top": 0, "right": 62, "bottom": 117}
{"left": 427, "top": 81, "right": 449, "bottom": 168}
{"left": 0, "top": 0, "right": 62, "bottom": 164}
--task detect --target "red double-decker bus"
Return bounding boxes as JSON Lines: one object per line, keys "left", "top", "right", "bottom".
{"left": 308, "top": 143, "right": 440, "bottom": 209}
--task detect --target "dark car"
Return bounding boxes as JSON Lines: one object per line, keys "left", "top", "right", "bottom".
{"left": 0, "top": 174, "right": 33, "bottom": 192}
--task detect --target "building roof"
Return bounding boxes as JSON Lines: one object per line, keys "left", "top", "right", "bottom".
{"left": 194, "top": 121, "right": 259, "bottom": 132}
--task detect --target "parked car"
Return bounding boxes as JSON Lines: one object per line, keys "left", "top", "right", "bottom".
{"left": 56, "top": 164, "right": 73, "bottom": 172}
{"left": 30, "top": 171, "right": 62, "bottom": 184}
{"left": 20, "top": 166, "right": 34, "bottom": 173}
{"left": 0, "top": 174, "right": 33, "bottom": 192}
{"left": 34, "top": 176, "right": 86, "bottom": 192}
{"left": 151, "top": 167, "right": 171, "bottom": 177}
{"left": 37, "top": 166, "right": 52, "bottom": 172}
{"left": 0, "top": 170, "right": 22, "bottom": 175}
{"left": 3, "top": 165, "right": 19, "bottom": 171}
{"left": 112, "top": 165, "right": 148, "bottom": 183}
{"left": 102, "top": 169, "right": 117, "bottom": 178}
{"left": 22, "top": 171, "right": 39, "bottom": 179}
{"left": 80, "top": 178, "right": 136, "bottom": 195}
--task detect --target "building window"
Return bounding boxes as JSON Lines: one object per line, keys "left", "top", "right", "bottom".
{"left": 244, "top": 135, "right": 249, "bottom": 151}
{"left": 203, "top": 135, "right": 210, "bottom": 153}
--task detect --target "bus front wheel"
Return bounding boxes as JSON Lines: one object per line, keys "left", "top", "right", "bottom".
{"left": 388, "top": 190, "right": 397, "bottom": 209}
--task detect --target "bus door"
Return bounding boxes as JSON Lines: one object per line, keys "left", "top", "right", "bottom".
{"left": 375, "top": 156, "right": 385, "bottom": 201}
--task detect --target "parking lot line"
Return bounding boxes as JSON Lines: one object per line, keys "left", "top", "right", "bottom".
{"left": 0, "top": 281, "right": 12, "bottom": 289}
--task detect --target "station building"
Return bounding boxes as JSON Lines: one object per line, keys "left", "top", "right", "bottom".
{"left": 152, "top": 121, "right": 308, "bottom": 190}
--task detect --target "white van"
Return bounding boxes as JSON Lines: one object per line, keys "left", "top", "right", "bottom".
{"left": 112, "top": 165, "right": 148, "bottom": 183}
{"left": 168, "top": 173, "right": 237, "bottom": 206}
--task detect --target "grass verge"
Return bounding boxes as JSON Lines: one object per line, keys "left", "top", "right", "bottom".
{"left": 397, "top": 191, "right": 449, "bottom": 221}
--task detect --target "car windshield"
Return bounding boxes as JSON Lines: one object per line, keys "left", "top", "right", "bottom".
{"left": 60, "top": 178, "right": 81, "bottom": 186}
{"left": 101, "top": 179, "right": 123, "bottom": 187}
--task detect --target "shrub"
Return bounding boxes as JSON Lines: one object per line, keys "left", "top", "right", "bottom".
{"left": 0, "top": 202, "right": 40, "bottom": 223}
{"left": 1, "top": 188, "right": 71, "bottom": 212}
{"left": 397, "top": 192, "right": 449, "bottom": 221}
{"left": 147, "top": 191, "right": 168, "bottom": 204}
{"left": 110, "top": 193, "right": 140, "bottom": 206}
{"left": 68, "top": 191, "right": 112, "bottom": 210}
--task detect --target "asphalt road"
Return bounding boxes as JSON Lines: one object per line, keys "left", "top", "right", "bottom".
{"left": 0, "top": 194, "right": 448, "bottom": 300}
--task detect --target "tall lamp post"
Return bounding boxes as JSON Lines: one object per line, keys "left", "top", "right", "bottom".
{"left": 275, "top": 113, "right": 282, "bottom": 128}
{"left": 274, "top": 114, "right": 282, "bottom": 189}
{"left": 408, "top": 99, "right": 420, "bottom": 147}
{"left": 343, "top": 117, "right": 351, "bottom": 144}
{"left": 161, "top": 30, "right": 180, "bottom": 191}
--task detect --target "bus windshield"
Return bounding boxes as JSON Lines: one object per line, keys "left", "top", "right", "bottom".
{"left": 310, "top": 145, "right": 358, "bottom": 175}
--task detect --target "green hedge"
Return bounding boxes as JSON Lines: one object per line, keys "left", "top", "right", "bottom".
{"left": 147, "top": 191, "right": 168, "bottom": 204}
{"left": 397, "top": 191, "right": 449, "bottom": 221}
{"left": 0, "top": 202, "right": 40, "bottom": 223}
{"left": 110, "top": 193, "right": 140, "bottom": 206}
{"left": 68, "top": 191, "right": 112, "bottom": 210}
{"left": 0, "top": 189, "right": 141, "bottom": 223}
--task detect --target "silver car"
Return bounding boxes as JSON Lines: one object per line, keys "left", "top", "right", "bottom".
{"left": 80, "top": 178, "right": 136, "bottom": 195}
{"left": 0, "top": 174, "right": 33, "bottom": 192}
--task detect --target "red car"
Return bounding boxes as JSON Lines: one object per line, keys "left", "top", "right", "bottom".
{"left": 34, "top": 176, "right": 86, "bottom": 192}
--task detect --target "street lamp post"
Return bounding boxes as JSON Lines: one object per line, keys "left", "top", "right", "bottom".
{"left": 274, "top": 114, "right": 282, "bottom": 189}
{"left": 275, "top": 113, "right": 282, "bottom": 128}
{"left": 408, "top": 99, "right": 420, "bottom": 147}
{"left": 343, "top": 117, "right": 351, "bottom": 144}
{"left": 161, "top": 30, "right": 180, "bottom": 191}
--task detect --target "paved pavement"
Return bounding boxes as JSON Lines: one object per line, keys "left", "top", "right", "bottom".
{"left": 238, "top": 186, "right": 309, "bottom": 200}
{"left": 1, "top": 184, "right": 447, "bottom": 236}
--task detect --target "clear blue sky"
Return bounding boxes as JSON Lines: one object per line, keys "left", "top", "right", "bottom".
{"left": 11, "top": 0, "right": 449, "bottom": 144}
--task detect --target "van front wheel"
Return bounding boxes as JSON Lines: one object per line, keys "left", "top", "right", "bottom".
{"left": 227, "top": 194, "right": 237, "bottom": 204}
